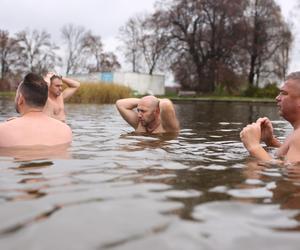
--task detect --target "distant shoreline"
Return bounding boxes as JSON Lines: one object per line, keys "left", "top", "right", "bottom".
{"left": 0, "top": 91, "right": 276, "bottom": 104}
{"left": 170, "top": 96, "right": 275, "bottom": 104}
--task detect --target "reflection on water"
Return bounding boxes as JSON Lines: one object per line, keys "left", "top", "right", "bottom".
{"left": 0, "top": 99, "right": 300, "bottom": 250}
{"left": 0, "top": 144, "right": 71, "bottom": 162}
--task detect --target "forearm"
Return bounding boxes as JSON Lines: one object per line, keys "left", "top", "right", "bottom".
{"left": 116, "top": 98, "right": 140, "bottom": 111}
{"left": 240, "top": 122, "right": 273, "bottom": 161}
{"left": 62, "top": 77, "right": 80, "bottom": 88}
{"left": 265, "top": 137, "right": 281, "bottom": 148}
{"left": 247, "top": 144, "right": 273, "bottom": 161}
{"left": 115, "top": 98, "right": 139, "bottom": 128}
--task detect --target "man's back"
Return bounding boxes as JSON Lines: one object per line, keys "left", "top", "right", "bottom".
{"left": 0, "top": 112, "right": 72, "bottom": 147}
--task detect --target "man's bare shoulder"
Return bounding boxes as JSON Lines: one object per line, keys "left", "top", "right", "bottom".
{"left": 46, "top": 116, "right": 71, "bottom": 130}
{"left": 0, "top": 117, "right": 22, "bottom": 128}
{"left": 294, "top": 128, "right": 300, "bottom": 135}
{"left": 288, "top": 129, "right": 300, "bottom": 145}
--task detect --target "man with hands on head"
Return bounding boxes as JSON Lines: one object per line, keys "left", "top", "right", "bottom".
{"left": 116, "top": 95, "right": 180, "bottom": 134}
{"left": 43, "top": 72, "right": 80, "bottom": 122}
{"left": 240, "top": 71, "right": 300, "bottom": 163}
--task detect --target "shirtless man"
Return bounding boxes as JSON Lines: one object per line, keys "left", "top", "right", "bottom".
{"left": 240, "top": 71, "right": 300, "bottom": 163}
{"left": 116, "top": 95, "right": 180, "bottom": 134}
{"left": 0, "top": 73, "right": 72, "bottom": 147}
{"left": 43, "top": 72, "right": 80, "bottom": 122}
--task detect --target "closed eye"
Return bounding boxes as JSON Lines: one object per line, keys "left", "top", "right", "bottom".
{"left": 137, "top": 108, "right": 145, "bottom": 113}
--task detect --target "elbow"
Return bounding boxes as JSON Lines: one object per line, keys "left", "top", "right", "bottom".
{"left": 115, "top": 99, "right": 122, "bottom": 109}
{"left": 160, "top": 99, "right": 172, "bottom": 108}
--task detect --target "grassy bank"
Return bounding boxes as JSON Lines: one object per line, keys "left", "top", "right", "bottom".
{"left": 0, "top": 85, "right": 276, "bottom": 104}
{"left": 169, "top": 95, "right": 275, "bottom": 103}
{"left": 0, "top": 92, "right": 15, "bottom": 98}
{"left": 68, "top": 82, "right": 132, "bottom": 104}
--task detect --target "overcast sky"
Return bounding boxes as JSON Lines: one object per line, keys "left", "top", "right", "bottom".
{"left": 0, "top": 0, "right": 299, "bottom": 72}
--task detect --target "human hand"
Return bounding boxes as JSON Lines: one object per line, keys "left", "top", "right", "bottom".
{"left": 257, "top": 117, "right": 273, "bottom": 143}
{"left": 256, "top": 117, "right": 280, "bottom": 147}
{"left": 240, "top": 122, "right": 262, "bottom": 152}
{"left": 43, "top": 72, "right": 56, "bottom": 86}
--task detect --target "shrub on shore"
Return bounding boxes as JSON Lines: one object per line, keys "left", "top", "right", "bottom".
{"left": 242, "top": 83, "right": 279, "bottom": 98}
{"left": 67, "top": 82, "right": 132, "bottom": 104}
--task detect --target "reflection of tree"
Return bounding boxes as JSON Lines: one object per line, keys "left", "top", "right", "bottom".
{"left": 0, "top": 144, "right": 71, "bottom": 162}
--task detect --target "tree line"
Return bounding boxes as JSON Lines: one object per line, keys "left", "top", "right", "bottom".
{"left": 0, "top": 0, "right": 294, "bottom": 93}
{"left": 0, "top": 24, "right": 120, "bottom": 89}
{"left": 118, "top": 0, "right": 292, "bottom": 93}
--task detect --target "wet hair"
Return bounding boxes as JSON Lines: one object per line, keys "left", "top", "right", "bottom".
{"left": 286, "top": 72, "right": 300, "bottom": 81}
{"left": 19, "top": 73, "right": 48, "bottom": 107}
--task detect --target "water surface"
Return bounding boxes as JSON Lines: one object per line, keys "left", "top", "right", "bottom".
{"left": 0, "top": 99, "right": 299, "bottom": 250}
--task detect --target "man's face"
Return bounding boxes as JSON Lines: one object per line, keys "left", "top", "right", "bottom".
{"left": 137, "top": 103, "right": 157, "bottom": 127}
{"left": 275, "top": 80, "right": 300, "bottom": 121}
{"left": 49, "top": 78, "right": 63, "bottom": 97}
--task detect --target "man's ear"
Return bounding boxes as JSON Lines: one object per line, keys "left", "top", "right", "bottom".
{"left": 18, "top": 93, "right": 25, "bottom": 106}
{"left": 156, "top": 106, "right": 160, "bottom": 115}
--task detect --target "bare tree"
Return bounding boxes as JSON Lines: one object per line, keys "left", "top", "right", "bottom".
{"left": 0, "top": 30, "right": 23, "bottom": 79}
{"left": 16, "top": 29, "right": 61, "bottom": 75}
{"left": 118, "top": 15, "right": 144, "bottom": 73}
{"left": 149, "top": 0, "right": 291, "bottom": 92}
{"left": 154, "top": 0, "right": 248, "bottom": 92}
{"left": 61, "top": 24, "right": 89, "bottom": 75}
{"left": 140, "top": 14, "right": 170, "bottom": 75}
{"left": 272, "top": 22, "right": 292, "bottom": 81}
{"left": 244, "top": 0, "right": 292, "bottom": 87}
{"left": 90, "top": 52, "right": 120, "bottom": 72}
{"left": 83, "top": 32, "right": 121, "bottom": 72}
{"left": 119, "top": 12, "right": 170, "bottom": 75}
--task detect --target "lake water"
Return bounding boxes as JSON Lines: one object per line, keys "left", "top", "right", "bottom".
{"left": 0, "top": 99, "right": 300, "bottom": 250}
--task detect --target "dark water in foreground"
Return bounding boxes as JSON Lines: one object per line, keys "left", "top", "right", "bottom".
{"left": 0, "top": 99, "right": 300, "bottom": 250}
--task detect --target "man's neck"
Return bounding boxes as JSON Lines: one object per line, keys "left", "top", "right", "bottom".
{"left": 145, "top": 119, "right": 161, "bottom": 134}
{"left": 21, "top": 107, "right": 44, "bottom": 116}
{"left": 289, "top": 116, "right": 300, "bottom": 130}
{"left": 48, "top": 92, "right": 60, "bottom": 100}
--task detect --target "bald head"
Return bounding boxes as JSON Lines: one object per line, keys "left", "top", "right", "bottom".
{"left": 139, "top": 95, "right": 160, "bottom": 111}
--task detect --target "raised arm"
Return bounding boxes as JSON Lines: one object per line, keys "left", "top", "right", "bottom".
{"left": 115, "top": 98, "right": 140, "bottom": 129}
{"left": 159, "top": 99, "right": 180, "bottom": 133}
{"left": 44, "top": 72, "right": 55, "bottom": 86}
{"left": 240, "top": 121, "right": 272, "bottom": 161}
{"left": 62, "top": 77, "right": 80, "bottom": 100}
